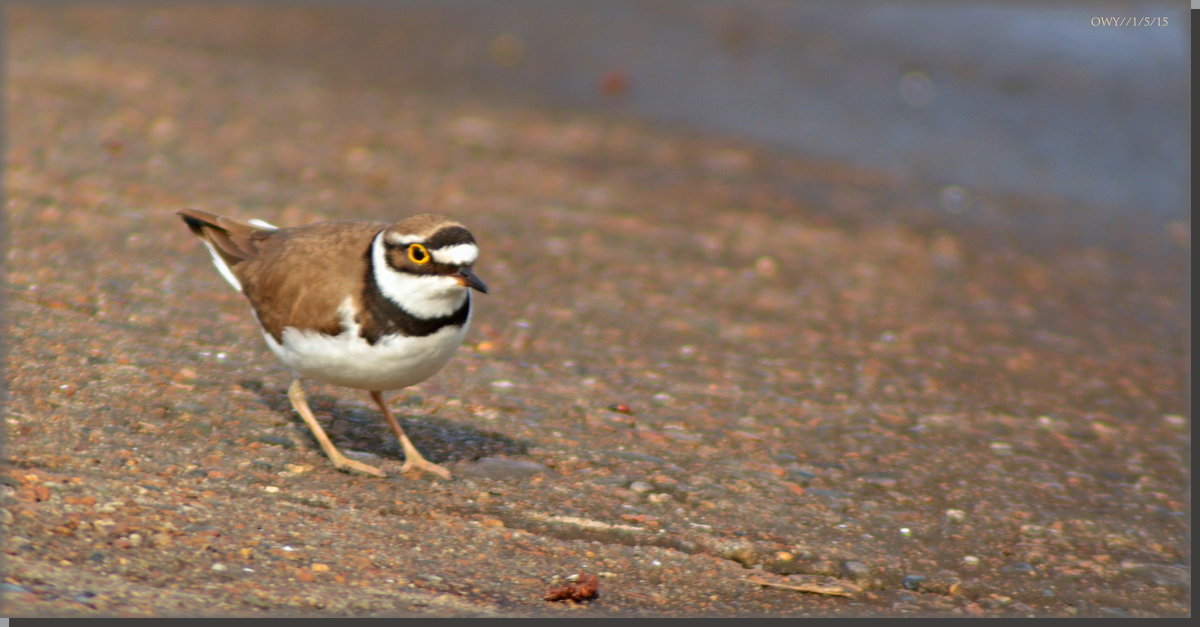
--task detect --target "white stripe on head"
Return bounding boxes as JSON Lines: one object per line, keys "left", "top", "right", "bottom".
{"left": 430, "top": 242, "right": 478, "bottom": 266}
{"left": 385, "top": 231, "right": 423, "bottom": 246}
{"left": 371, "top": 232, "right": 468, "bottom": 319}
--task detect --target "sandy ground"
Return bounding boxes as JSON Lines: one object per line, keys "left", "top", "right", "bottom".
{"left": 2, "top": 5, "right": 1189, "bottom": 617}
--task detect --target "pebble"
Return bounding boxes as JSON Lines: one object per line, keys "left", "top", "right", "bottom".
{"left": 901, "top": 575, "right": 926, "bottom": 590}
{"left": 840, "top": 560, "right": 872, "bottom": 583}
{"left": 150, "top": 533, "right": 172, "bottom": 548}
{"left": 96, "top": 500, "right": 124, "bottom": 513}
{"left": 714, "top": 539, "right": 760, "bottom": 568}
{"left": 860, "top": 472, "right": 898, "bottom": 488}
{"left": 944, "top": 509, "right": 967, "bottom": 523}
{"left": 460, "top": 457, "right": 552, "bottom": 481}
{"left": 628, "top": 481, "right": 654, "bottom": 494}
{"left": 999, "top": 561, "right": 1036, "bottom": 575}
{"left": 257, "top": 435, "right": 295, "bottom": 449}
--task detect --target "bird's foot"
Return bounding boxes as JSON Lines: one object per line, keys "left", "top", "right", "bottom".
{"left": 329, "top": 453, "right": 388, "bottom": 478}
{"left": 399, "top": 457, "right": 452, "bottom": 480}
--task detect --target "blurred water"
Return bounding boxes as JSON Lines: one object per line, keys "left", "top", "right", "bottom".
{"left": 143, "top": 0, "right": 1187, "bottom": 249}
{"left": 424, "top": 0, "right": 1187, "bottom": 246}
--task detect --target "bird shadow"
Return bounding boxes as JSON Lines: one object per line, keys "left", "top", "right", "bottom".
{"left": 239, "top": 379, "right": 528, "bottom": 465}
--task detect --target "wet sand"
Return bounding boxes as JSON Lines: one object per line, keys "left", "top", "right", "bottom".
{"left": 2, "top": 5, "right": 1188, "bottom": 617}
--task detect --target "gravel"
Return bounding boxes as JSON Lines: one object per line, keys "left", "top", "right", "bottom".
{"left": 2, "top": 5, "right": 1188, "bottom": 618}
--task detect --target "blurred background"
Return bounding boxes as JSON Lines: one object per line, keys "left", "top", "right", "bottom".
{"left": 99, "top": 0, "right": 1185, "bottom": 256}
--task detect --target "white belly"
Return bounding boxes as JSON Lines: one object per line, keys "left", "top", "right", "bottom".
{"left": 263, "top": 322, "right": 469, "bottom": 391}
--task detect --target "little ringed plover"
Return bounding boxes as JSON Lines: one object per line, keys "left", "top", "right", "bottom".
{"left": 178, "top": 209, "right": 489, "bottom": 479}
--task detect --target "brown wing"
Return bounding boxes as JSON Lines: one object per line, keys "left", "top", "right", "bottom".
{"left": 235, "top": 221, "right": 387, "bottom": 342}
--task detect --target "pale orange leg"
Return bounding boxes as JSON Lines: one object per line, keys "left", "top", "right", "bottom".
{"left": 287, "top": 379, "right": 386, "bottom": 478}
{"left": 370, "top": 391, "right": 452, "bottom": 480}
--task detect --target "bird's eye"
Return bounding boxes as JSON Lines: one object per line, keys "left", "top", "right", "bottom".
{"left": 407, "top": 243, "right": 431, "bottom": 264}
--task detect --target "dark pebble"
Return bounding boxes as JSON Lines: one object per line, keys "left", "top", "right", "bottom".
{"left": 1121, "top": 562, "right": 1190, "bottom": 589}
{"left": 238, "top": 379, "right": 264, "bottom": 392}
{"left": 901, "top": 575, "right": 927, "bottom": 590}
{"left": 786, "top": 468, "right": 817, "bottom": 482}
{"left": 1009, "top": 602, "right": 1035, "bottom": 615}
{"left": 257, "top": 435, "right": 295, "bottom": 449}
{"left": 840, "top": 560, "right": 872, "bottom": 583}
{"left": 999, "top": 562, "right": 1037, "bottom": 575}
{"left": 460, "top": 457, "right": 552, "bottom": 481}
{"left": 87, "top": 551, "right": 106, "bottom": 563}
{"left": 175, "top": 401, "right": 210, "bottom": 415}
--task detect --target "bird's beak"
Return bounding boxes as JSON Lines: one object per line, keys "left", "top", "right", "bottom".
{"left": 456, "top": 267, "right": 489, "bottom": 294}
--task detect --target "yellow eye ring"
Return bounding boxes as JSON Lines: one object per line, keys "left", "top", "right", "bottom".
{"left": 407, "top": 243, "right": 431, "bottom": 264}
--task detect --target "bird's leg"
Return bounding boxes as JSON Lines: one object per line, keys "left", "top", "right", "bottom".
{"left": 287, "top": 379, "right": 386, "bottom": 478}
{"left": 370, "top": 391, "right": 452, "bottom": 480}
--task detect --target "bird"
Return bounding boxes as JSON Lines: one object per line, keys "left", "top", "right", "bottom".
{"left": 177, "top": 209, "right": 489, "bottom": 479}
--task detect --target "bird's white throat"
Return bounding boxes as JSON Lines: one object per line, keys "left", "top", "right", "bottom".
{"left": 370, "top": 231, "right": 469, "bottom": 319}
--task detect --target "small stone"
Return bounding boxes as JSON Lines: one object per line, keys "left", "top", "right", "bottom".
{"left": 840, "top": 560, "right": 872, "bottom": 583}
{"left": 944, "top": 509, "right": 967, "bottom": 523}
{"left": 902, "top": 575, "right": 926, "bottom": 590}
{"left": 999, "top": 562, "right": 1037, "bottom": 575}
{"left": 211, "top": 563, "right": 227, "bottom": 572}
{"left": 1009, "top": 602, "right": 1035, "bottom": 615}
{"left": 460, "top": 457, "right": 552, "bottom": 481}
{"left": 257, "top": 435, "right": 295, "bottom": 449}
{"left": 861, "top": 472, "right": 898, "bottom": 488}
{"left": 629, "top": 481, "right": 654, "bottom": 494}
{"left": 149, "top": 533, "right": 172, "bottom": 548}
{"left": 962, "top": 555, "right": 981, "bottom": 566}
{"left": 715, "top": 540, "right": 760, "bottom": 568}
